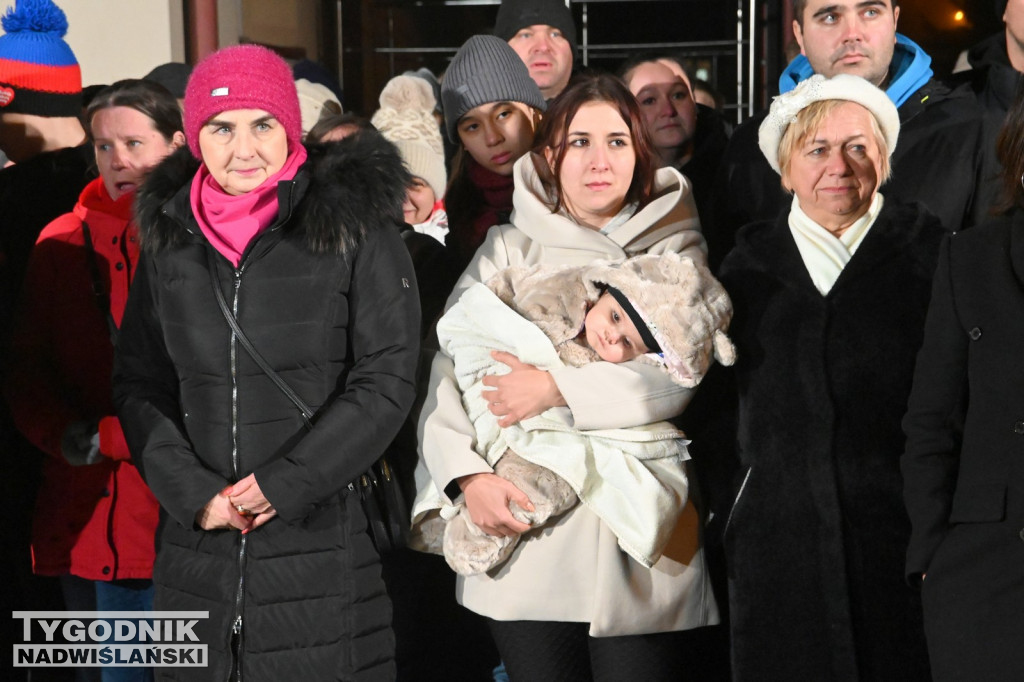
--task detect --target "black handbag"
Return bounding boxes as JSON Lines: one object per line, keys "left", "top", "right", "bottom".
{"left": 206, "top": 248, "right": 409, "bottom": 554}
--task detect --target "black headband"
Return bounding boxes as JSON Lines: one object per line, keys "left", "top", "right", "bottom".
{"left": 607, "top": 286, "right": 660, "bottom": 354}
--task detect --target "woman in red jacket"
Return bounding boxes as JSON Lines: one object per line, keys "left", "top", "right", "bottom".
{"left": 5, "top": 79, "right": 184, "bottom": 656}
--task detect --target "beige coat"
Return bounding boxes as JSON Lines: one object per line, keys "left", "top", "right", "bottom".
{"left": 416, "top": 155, "right": 718, "bottom": 636}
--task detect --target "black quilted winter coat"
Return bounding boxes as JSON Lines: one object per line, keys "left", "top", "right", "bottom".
{"left": 113, "top": 133, "right": 420, "bottom": 681}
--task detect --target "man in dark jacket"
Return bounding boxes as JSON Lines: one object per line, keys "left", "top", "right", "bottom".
{"left": 958, "top": 0, "right": 1023, "bottom": 219}
{"left": 709, "top": 0, "right": 985, "bottom": 269}
{"left": 966, "top": 0, "right": 1023, "bottom": 114}
{"left": 0, "top": 0, "right": 92, "bottom": 336}
{"left": 0, "top": 3, "right": 94, "bottom": 678}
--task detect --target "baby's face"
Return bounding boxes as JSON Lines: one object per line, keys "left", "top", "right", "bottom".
{"left": 584, "top": 292, "right": 649, "bottom": 363}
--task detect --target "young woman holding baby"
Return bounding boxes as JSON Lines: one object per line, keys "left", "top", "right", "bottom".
{"left": 417, "top": 69, "right": 722, "bottom": 681}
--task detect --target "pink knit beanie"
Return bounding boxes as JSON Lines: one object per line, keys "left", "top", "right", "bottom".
{"left": 184, "top": 44, "right": 302, "bottom": 158}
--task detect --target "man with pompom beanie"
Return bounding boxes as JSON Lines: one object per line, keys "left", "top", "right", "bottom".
{"left": 0, "top": 3, "right": 93, "bottom": 677}
{"left": 0, "top": 0, "right": 91, "bottom": 316}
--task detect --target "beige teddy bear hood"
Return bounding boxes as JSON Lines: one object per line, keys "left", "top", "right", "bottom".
{"left": 486, "top": 251, "right": 736, "bottom": 387}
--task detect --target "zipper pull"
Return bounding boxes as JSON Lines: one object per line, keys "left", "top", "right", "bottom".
{"left": 232, "top": 615, "right": 242, "bottom": 635}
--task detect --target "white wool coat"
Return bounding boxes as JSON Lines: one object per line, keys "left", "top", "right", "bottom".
{"left": 416, "top": 155, "right": 717, "bottom": 636}
{"left": 414, "top": 281, "right": 691, "bottom": 567}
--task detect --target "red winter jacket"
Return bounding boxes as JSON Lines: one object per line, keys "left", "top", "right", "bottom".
{"left": 5, "top": 177, "right": 158, "bottom": 580}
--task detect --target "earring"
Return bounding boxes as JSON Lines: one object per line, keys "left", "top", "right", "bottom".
{"left": 1019, "top": 173, "right": 1024, "bottom": 192}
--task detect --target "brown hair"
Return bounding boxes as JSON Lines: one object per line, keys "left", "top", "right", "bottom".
{"left": 85, "top": 79, "right": 183, "bottom": 144}
{"left": 443, "top": 145, "right": 483, "bottom": 253}
{"left": 996, "top": 80, "right": 1024, "bottom": 213}
{"left": 531, "top": 71, "right": 658, "bottom": 216}
{"left": 306, "top": 112, "right": 373, "bottom": 143}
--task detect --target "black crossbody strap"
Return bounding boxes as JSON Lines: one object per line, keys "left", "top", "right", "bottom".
{"left": 205, "top": 247, "right": 315, "bottom": 428}
{"left": 81, "top": 221, "right": 120, "bottom": 347}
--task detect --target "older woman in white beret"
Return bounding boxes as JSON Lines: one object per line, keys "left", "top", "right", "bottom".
{"left": 705, "top": 74, "right": 940, "bottom": 681}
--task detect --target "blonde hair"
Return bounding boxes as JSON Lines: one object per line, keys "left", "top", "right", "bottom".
{"left": 777, "top": 99, "right": 892, "bottom": 191}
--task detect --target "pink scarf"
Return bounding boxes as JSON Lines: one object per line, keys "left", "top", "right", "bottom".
{"left": 191, "top": 146, "right": 308, "bottom": 267}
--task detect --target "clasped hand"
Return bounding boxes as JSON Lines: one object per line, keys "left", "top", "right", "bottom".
{"left": 195, "top": 473, "right": 277, "bottom": 533}
{"left": 482, "top": 350, "right": 566, "bottom": 427}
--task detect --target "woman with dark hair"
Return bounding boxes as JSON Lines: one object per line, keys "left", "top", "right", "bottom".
{"left": 4, "top": 78, "right": 185, "bottom": 682}
{"left": 112, "top": 45, "right": 420, "bottom": 680}
{"left": 902, "top": 81, "right": 1024, "bottom": 681}
{"left": 417, "top": 72, "right": 711, "bottom": 681}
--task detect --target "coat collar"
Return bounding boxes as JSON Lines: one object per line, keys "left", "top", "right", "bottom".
{"left": 728, "top": 197, "right": 938, "bottom": 296}
{"left": 509, "top": 154, "right": 702, "bottom": 255}
{"left": 778, "top": 33, "right": 934, "bottom": 109}
{"left": 135, "top": 132, "right": 410, "bottom": 256}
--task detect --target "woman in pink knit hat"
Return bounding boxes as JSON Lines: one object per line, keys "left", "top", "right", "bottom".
{"left": 112, "top": 44, "right": 421, "bottom": 681}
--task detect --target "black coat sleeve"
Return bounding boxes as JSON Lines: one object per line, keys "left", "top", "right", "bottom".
{"left": 113, "top": 253, "right": 229, "bottom": 527}
{"left": 901, "top": 235, "right": 967, "bottom": 582}
{"left": 256, "top": 225, "right": 421, "bottom": 523}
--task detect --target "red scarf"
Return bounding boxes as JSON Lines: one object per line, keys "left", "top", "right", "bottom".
{"left": 451, "top": 158, "right": 514, "bottom": 261}
{"left": 191, "top": 146, "right": 308, "bottom": 267}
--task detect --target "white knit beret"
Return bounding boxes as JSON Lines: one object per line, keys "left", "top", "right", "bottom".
{"left": 758, "top": 74, "right": 900, "bottom": 174}
{"left": 371, "top": 74, "right": 447, "bottom": 200}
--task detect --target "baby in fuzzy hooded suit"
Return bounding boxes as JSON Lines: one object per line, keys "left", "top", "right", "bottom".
{"left": 435, "top": 252, "right": 735, "bottom": 575}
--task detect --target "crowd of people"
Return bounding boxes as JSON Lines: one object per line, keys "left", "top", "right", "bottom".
{"left": 1, "top": 0, "right": 1023, "bottom": 680}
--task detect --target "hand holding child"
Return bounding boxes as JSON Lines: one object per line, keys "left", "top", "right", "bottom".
{"left": 482, "top": 351, "right": 566, "bottom": 427}
{"left": 458, "top": 472, "right": 534, "bottom": 536}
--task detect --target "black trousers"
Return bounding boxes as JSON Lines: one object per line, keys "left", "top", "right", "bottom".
{"left": 488, "top": 618, "right": 729, "bottom": 682}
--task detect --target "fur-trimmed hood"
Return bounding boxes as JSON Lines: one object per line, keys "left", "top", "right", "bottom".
{"left": 134, "top": 131, "right": 412, "bottom": 256}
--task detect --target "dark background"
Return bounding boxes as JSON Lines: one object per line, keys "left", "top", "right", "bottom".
{"left": 331, "top": 0, "right": 1005, "bottom": 119}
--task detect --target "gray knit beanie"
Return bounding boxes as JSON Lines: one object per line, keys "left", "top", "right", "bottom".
{"left": 441, "top": 34, "right": 547, "bottom": 143}
{"left": 494, "top": 0, "right": 577, "bottom": 55}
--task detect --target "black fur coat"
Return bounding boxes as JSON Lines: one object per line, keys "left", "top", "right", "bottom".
{"left": 712, "top": 199, "right": 942, "bottom": 681}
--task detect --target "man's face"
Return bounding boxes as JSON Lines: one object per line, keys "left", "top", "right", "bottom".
{"left": 793, "top": 0, "right": 900, "bottom": 87}
{"left": 507, "top": 24, "right": 573, "bottom": 99}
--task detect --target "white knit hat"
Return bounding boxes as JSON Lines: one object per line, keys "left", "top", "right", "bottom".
{"left": 295, "top": 78, "right": 342, "bottom": 138}
{"left": 371, "top": 74, "right": 447, "bottom": 200}
{"left": 758, "top": 73, "right": 899, "bottom": 174}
